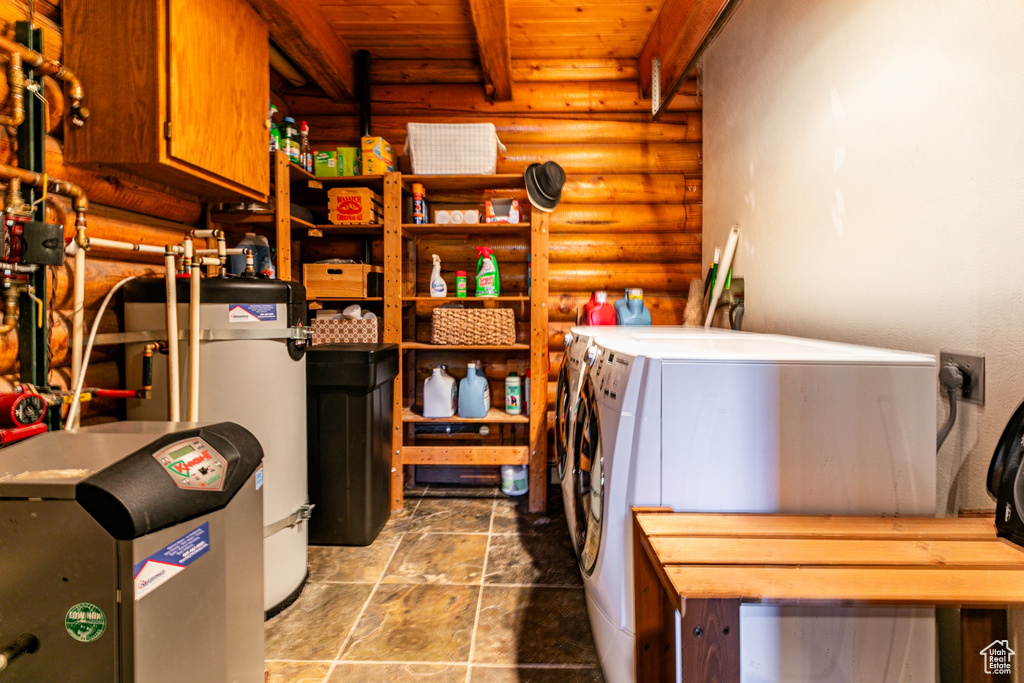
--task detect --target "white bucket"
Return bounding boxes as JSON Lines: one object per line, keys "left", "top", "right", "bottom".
{"left": 500, "top": 465, "right": 528, "bottom": 496}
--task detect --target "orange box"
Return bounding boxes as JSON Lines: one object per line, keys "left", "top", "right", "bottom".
{"left": 327, "top": 188, "right": 383, "bottom": 225}
{"left": 360, "top": 136, "right": 395, "bottom": 174}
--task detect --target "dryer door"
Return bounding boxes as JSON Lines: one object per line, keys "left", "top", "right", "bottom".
{"left": 573, "top": 373, "right": 605, "bottom": 575}
{"left": 555, "top": 360, "right": 572, "bottom": 481}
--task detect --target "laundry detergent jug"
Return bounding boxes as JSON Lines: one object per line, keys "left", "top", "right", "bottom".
{"left": 458, "top": 361, "right": 490, "bottom": 418}
{"left": 423, "top": 367, "right": 457, "bottom": 418}
{"left": 614, "top": 288, "right": 652, "bottom": 325}
{"left": 582, "top": 291, "right": 616, "bottom": 325}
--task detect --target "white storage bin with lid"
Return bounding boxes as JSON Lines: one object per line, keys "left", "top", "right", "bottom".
{"left": 404, "top": 123, "right": 506, "bottom": 175}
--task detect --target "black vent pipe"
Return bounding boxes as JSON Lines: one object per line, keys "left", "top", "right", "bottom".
{"left": 356, "top": 50, "right": 371, "bottom": 137}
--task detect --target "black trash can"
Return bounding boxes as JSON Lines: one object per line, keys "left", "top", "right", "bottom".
{"left": 306, "top": 343, "right": 399, "bottom": 545}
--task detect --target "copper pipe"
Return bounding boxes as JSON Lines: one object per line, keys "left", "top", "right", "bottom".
{"left": 0, "top": 52, "right": 24, "bottom": 128}
{"left": 0, "top": 34, "right": 88, "bottom": 127}
{"left": 0, "top": 287, "right": 20, "bottom": 334}
{"left": 0, "top": 163, "right": 89, "bottom": 246}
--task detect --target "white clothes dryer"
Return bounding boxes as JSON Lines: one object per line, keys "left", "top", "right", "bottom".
{"left": 572, "top": 333, "right": 937, "bottom": 683}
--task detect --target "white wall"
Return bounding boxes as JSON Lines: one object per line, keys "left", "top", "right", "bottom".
{"left": 704, "top": 0, "right": 1024, "bottom": 515}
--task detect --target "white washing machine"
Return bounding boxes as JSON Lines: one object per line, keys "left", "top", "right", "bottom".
{"left": 573, "top": 333, "right": 937, "bottom": 683}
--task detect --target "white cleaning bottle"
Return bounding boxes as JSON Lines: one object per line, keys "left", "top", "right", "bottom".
{"left": 430, "top": 254, "right": 447, "bottom": 297}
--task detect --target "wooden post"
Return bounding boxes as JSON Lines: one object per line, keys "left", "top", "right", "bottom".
{"left": 273, "top": 151, "right": 291, "bottom": 281}
{"left": 679, "top": 599, "right": 740, "bottom": 683}
{"left": 634, "top": 509, "right": 678, "bottom": 682}
{"left": 528, "top": 209, "right": 549, "bottom": 512}
{"left": 383, "top": 172, "right": 404, "bottom": 511}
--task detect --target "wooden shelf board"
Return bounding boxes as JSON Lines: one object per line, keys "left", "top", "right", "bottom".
{"left": 401, "top": 342, "right": 530, "bottom": 350}
{"left": 312, "top": 175, "right": 385, "bottom": 192}
{"left": 309, "top": 297, "right": 384, "bottom": 302}
{"left": 401, "top": 445, "right": 529, "bottom": 466}
{"left": 210, "top": 211, "right": 314, "bottom": 231}
{"left": 401, "top": 296, "right": 529, "bottom": 302}
{"left": 402, "top": 406, "right": 528, "bottom": 424}
{"left": 306, "top": 223, "right": 383, "bottom": 237}
{"left": 402, "top": 222, "right": 530, "bottom": 236}
{"left": 402, "top": 174, "right": 525, "bottom": 192}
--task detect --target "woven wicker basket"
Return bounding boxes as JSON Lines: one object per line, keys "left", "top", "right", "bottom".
{"left": 431, "top": 308, "right": 516, "bottom": 345}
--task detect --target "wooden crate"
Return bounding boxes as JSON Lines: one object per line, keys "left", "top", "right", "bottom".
{"left": 327, "top": 188, "right": 384, "bottom": 224}
{"left": 304, "top": 263, "right": 383, "bottom": 299}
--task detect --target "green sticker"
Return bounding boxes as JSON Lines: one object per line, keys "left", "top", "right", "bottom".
{"left": 65, "top": 602, "right": 106, "bottom": 643}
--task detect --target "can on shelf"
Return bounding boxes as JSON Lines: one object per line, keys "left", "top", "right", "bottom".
{"left": 455, "top": 270, "right": 467, "bottom": 297}
{"left": 412, "top": 183, "right": 425, "bottom": 224}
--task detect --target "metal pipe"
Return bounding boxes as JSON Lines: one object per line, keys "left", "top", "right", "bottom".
{"left": 164, "top": 248, "right": 180, "bottom": 421}
{"left": 356, "top": 50, "right": 371, "bottom": 137}
{"left": 0, "top": 34, "right": 88, "bottom": 127}
{"left": 0, "top": 633, "right": 39, "bottom": 674}
{"left": 70, "top": 247, "right": 85, "bottom": 424}
{"left": 185, "top": 239, "right": 201, "bottom": 421}
{"left": 0, "top": 52, "right": 25, "bottom": 128}
{"left": 0, "top": 286, "right": 19, "bottom": 334}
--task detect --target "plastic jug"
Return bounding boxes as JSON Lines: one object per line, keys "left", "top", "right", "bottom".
{"left": 228, "top": 232, "right": 266, "bottom": 276}
{"left": 423, "top": 367, "right": 457, "bottom": 418}
{"left": 458, "top": 361, "right": 490, "bottom": 418}
{"left": 582, "top": 291, "right": 616, "bottom": 325}
{"left": 614, "top": 288, "right": 652, "bottom": 326}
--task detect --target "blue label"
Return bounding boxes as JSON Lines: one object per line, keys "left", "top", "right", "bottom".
{"left": 255, "top": 467, "right": 263, "bottom": 490}
{"left": 132, "top": 522, "right": 211, "bottom": 600}
{"left": 228, "top": 304, "right": 277, "bottom": 323}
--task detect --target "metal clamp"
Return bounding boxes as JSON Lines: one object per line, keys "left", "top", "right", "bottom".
{"left": 93, "top": 326, "right": 312, "bottom": 346}
{"left": 263, "top": 501, "right": 314, "bottom": 538}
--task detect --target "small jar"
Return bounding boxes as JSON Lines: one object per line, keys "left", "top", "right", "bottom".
{"left": 455, "top": 270, "right": 467, "bottom": 298}
{"left": 505, "top": 372, "right": 522, "bottom": 415}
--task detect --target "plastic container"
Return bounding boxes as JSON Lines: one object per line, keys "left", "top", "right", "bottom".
{"left": 458, "top": 361, "right": 490, "bottom": 418}
{"left": 583, "top": 291, "right": 616, "bottom": 325}
{"left": 412, "top": 183, "right": 426, "bottom": 225}
{"left": 614, "top": 288, "right": 652, "bottom": 326}
{"left": 423, "top": 367, "right": 456, "bottom": 418}
{"left": 500, "top": 465, "right": 528, "bottom": 496}
{"left": 269, "top": 100, "right": 280, "bottom": 152}
{"left": 505, "top": 372, "right": 522, "bottom": 415}
{"left": 475, "top": 246, "right": 499, "bottom": 297}
{"left": 455, "top": 270, "right": 467, "bottom": 298}
{"left": 253, "top": 234, "right": 274, "bottom": 278}
{"left": 524, "top": 369, "right": 530, "bottom": 416}
{"left": 228, "top": 232, "right": 271, "bottom": 277}
{"left": 300, "top": 120, "right": 313, "bottom": 173}
{"left": 429, "top": 254, "right": 447, "bottom": 297}
{"left": 281, "top": 117, "right": 300, "bottom": 164}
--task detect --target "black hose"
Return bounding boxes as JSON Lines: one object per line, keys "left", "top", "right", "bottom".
{"left": 0, "top": 633, "right": 39, "bottom": 674}
{"left": 729, "top": 302, "right": 744, "bottom": 331}
{"left": 936, "top": 385, "right": 958, "bottom": 450}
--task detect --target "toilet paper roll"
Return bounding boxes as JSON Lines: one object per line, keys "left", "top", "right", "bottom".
{"left": 463, "top": 210, "right": 480, "bottom": 224}
{"left": 450, "top": 211, "right": 464, "bottom": 224}
{"left": 343, "top": 304, "right": 362, "bottom": 319}
{"left": 361, "top": 311, "right": 377, "bottom": 320}
{"left": 435, "top": 210, "right": 450, "bottom": 225}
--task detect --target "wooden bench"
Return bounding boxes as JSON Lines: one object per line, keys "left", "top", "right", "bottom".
{"left": 632, "top": 509, "right": 1024, "bottom": 683}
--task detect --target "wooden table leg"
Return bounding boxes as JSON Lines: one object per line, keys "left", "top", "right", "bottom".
{"left": 634, "top": 513, "right": 677, "bottom": 682}
{"left": 680, "top": 598, "right": 740, "bottom": 683}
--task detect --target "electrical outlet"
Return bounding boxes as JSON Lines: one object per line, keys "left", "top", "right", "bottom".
{"left": 939, "top": 351, "right": 985, "bottom": 405}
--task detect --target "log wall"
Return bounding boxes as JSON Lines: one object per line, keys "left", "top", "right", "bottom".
{"left": 283, "top": 60, "right": 703, "bottom": 440}
{"left": 0, "top": 0, "right": 202, "bottom": 424}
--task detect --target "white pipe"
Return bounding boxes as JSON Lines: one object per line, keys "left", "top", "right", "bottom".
{"left": 64, "top": 275, "right": 138, "bottom": 429}
{"left": 164, "top": 249, "right": 180, "bottom": 421}
{"left": 187, "top": 257, "right": 201, "bottom": 422}
{"left": 87, "top": 236, "right": 167, "bottom": 255}
{"left": 196, "top": 248, "right": 246, "bottom": 256}
{"left": 69, "top": 246, "right": 85, "bottom": 428}
{"left": 190, "top": 229, "right": 220, "bottom": 239}
{"left": 705, "top": 225, "right": 741, "bottom": 328}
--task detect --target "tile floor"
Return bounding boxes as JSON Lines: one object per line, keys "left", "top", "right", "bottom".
{"left": 265, "top": 484, "right": 605, "bottom": 682}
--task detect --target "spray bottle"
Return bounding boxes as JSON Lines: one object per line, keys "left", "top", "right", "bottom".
{"left": 475, "top": 246, "right": 499, "bottom": 297}
{"left": 429, "top": 254, "right": 447, "bottom": 297}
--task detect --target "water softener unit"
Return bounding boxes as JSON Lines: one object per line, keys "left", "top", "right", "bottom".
{"left": 0, "top": 422, "right": 265, "bottom": 682}
{"left": 123, "top": 278, "right": 310, "bottom": 615}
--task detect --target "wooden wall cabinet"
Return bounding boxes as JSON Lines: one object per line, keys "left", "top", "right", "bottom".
{"left": 64, "top": 0, "right": 270, "bottom": 202}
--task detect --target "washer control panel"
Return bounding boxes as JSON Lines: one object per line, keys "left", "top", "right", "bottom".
{"left": 152, "top": 438, "right": 228, "bottom": 491}
{"left": 591, "top": 349, "right": 633, "bottom": 408}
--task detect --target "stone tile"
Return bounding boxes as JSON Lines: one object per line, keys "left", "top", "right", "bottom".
{"left": 411, "top": 497, "right": 494, "bottom": 533}
{"left": 469, "top": 666, "right": 605, "bottom": 682}
{"left": 383, "top": 533, "right": 488, "bottom": 584}
{"left": 308, "top": 535, "right": 402, "bottom": 584}
{"left": 382, "top": 498, "right": 421, "bottom": 534}
{"left": 422, "top": 484, "right": 498, "bottom": 498}
{"left": 264, "top": 661, "right": 332, "bottom": 683}
{"left": 473, "top": 587, "right": 599, "bottom": 666}
{"left": 485, "top": 532, "right": 581, "bottom": 587}
{"left": 491, "top": 493, "right": 567, "bottom": 536}
{"left": 328, "top": 663, "right": 468, "bottom": 682}
{"left": 265, "top": 583, "right": 373, "bottom": 660}
{"left": 342, "top": 583, "right": 479, "bottom": 663}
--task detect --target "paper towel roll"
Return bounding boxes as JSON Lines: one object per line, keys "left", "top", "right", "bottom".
{"left": 343, "top": 304, "right": 362, "bottom": 319}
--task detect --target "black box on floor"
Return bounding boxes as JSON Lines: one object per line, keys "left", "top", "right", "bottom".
{"left": 306, "top": 343, "right": 399, "bottom": 545}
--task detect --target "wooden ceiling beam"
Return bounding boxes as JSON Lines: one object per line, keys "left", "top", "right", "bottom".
{"left": 638, "top": 0, "right": 733, "bottom": 115}
{"left": 468, "top": 0, "right": 514, "bottom": 100}
{"left": 247, "top": 0, "right": 355, "bottom": 101}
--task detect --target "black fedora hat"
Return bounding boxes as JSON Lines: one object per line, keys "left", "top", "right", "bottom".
{"left": 525, "top": 161, "right": 566, "bottom": 213}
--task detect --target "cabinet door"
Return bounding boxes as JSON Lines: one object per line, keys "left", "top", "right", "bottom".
{"left": 167, "top": 0, "right": 269, "bottom": 195}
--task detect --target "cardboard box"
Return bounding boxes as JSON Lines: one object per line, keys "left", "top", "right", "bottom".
{"left": 337, "top": 147, "right": 361, "bottom": 176}
{"left": 314, "top": 151, "right": 338, "bottom": 178}
{"left": 311, "top": 318, "right": 382, "bottom": 345}
{"left": 304, "top": 263, "right": 384, "bottom": 299}
{"left": 485, "top": 198, "right": 521, "bottom": 224}
{"left": 327, "top": 188, "right": 383, "bottom": 225}
{"left": 361, "top": 136, "right": 394, "bottom": 175}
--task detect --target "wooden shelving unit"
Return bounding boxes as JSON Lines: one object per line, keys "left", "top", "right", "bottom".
{"left": 387, "top": 173, "right": 548, "bottom": 514}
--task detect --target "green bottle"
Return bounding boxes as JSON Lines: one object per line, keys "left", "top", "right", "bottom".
{"left": 475, "top": 246, "right": 499, "bottom": 297}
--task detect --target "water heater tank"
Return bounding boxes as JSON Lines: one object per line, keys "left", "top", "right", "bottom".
{"left": 123, "top": 278, "right": 308, "bottom": 616}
